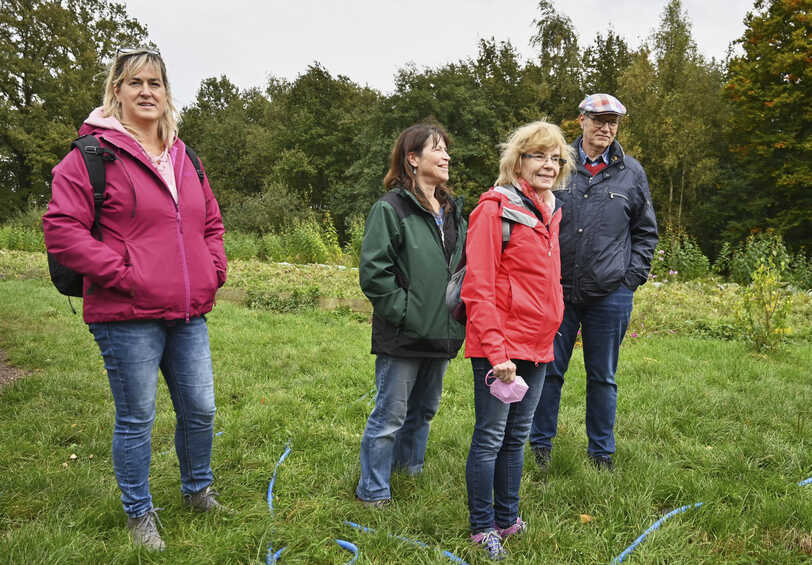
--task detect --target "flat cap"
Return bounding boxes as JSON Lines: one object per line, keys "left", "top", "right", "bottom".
{"left": 578, "top": 93, "right": 627, "bottom": 116}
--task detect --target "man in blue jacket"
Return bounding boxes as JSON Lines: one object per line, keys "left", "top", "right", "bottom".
{"left": 530, "top": 93, "right": 658, "bottom": 471}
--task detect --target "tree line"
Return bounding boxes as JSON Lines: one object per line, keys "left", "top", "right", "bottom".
{"left": 1, "top": 0, "right": 809, "bottom": 258}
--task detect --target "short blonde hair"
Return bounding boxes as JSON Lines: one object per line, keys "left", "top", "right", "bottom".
{"left": 495, "top": 120, "right": 575, "bottom": 188}
{"left": 102, "top": 50, "right": 178, "bottom": 148}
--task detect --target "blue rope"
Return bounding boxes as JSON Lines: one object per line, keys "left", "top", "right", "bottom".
{"left": 609, "top": 502, "right": 704, "bottom": 564}
{"left": 344, "top": 521, "right": 469, "bottom": 564}
{"left": 266, "top": 442, "right": 292, "bottom": 565}
{"left": 798, "top": 476, "right": 812, "bottom": 487}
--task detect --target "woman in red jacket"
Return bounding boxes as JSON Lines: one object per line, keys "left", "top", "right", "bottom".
{"left": 461, "top": 121, "right": 574, "bottom": 560}
{"left": 42, "top": 47, "right": 227, "bottom": 551}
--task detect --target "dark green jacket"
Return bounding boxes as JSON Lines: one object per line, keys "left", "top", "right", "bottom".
{"left": 359, "top": 187, "right": 466, "bottom": 358}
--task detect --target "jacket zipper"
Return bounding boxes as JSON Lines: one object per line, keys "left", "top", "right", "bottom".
{"left": 609, "top": 192, "right": 629, "bottom": 200}
{"left": 175, "top": 207, "right": 191, "bottom": 322}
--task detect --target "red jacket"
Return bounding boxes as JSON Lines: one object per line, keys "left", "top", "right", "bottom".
{"left": 43, "top": 120, "right": 226, "bottom": 323}
{"left": 461, "top": 184, "right": 563, "bottom": 366}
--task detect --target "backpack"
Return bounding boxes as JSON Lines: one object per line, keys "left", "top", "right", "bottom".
{"left": 445, "top": 185, "right": 544, "bottom": 323}
{"left": 47, "top": 135, "right": 205, "bottom": 304}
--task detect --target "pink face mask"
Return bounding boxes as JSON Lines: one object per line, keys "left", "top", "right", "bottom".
{"left": 485, "top": 369, "right": 529, "bottom": 404}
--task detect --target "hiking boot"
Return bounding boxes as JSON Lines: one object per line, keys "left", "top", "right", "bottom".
{"left": 470, "top": 529, "right": 507, "bottom": 561}
{"left": 127, "top": 509, "right": 165, "bottom": 551}
{"left": 183, "top": 485, "right": 227, "bottom": 512}
{"left": 589, "top": 454, "right": 614, "bottom": 472}
{"left": 496, "top": 516, "right": 527, "bottom": 539}
{"left": 533, "top": 447, "right": 551, "bottom": 472}
{"left": 355, "top": 495, "right": 391, "bottom": 509}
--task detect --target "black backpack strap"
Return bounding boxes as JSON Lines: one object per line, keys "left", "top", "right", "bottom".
{"left": 185, "top": 145, "right": 205, "bottom": 184}
{"left": 71, "top": 135, "right": 116, "bottom": 235}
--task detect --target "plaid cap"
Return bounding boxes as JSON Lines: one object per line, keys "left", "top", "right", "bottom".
{"left": 578, "top": 93, "right": 627, "bottom": 116}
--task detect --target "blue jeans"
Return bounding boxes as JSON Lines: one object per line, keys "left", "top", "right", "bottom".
{"left": 89, "top": 317, "right": 216, "bottom": 518}
{"left": 355, "top": 355, "right": 448, "bottom": 501}
{"left": 530, "top": 284, "right": 634, "bottom": 457}
{"left": 466, "top": 358, "right": 546, "bottom": 533}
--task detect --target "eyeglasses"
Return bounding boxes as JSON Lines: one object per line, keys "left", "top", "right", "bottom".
{"left": 115, "top": 47, "right": 161, "bottom": 59}
{"left": 586, "top": 115, "right": 620, "bottom": 129}
{"left": 521, "top": 153, "right": 566, "bottom": 166}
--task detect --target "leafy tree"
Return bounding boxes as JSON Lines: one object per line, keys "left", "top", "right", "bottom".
{"left": 0, "top": 0, "right": 146, "bottom": 220}
{"left": 529, "top": 0, "right": 583, "bottom": 122}
{"left": 723, "top": 0, "right": 811, "bottom": 250}
{"left": 582, "top": 30, "right": 633, "bottom": 95}
{"left": 618, "top": 0, "right": 725, "bottom": 238}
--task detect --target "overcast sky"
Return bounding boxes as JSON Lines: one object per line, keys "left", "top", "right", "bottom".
{"left": 123, "top": 0, "right": 757, "bottom": 109}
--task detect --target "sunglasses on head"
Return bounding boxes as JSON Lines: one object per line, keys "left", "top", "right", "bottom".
{"left": 115, "top": 47, "right": 161, "bottom": 59}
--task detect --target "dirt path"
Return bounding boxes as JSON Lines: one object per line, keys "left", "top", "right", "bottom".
{"left": 0, "top": 348, "right": 25, "bottom": 390}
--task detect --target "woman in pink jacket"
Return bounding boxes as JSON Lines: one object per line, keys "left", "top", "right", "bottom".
{"left": 461, "top": 121, "right": 574, "bottom": 560}
{"left": 42, "top": 47, "right": 227, "bottom": 551}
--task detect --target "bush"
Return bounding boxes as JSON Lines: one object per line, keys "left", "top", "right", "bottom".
{"left": 715, "top": 231, "right": 810, "bottom": 289}
{"left": 285, "top": 217, "right": 343, "bottom": 265}
{"left": 735, "top": 262, "right": 792, "bottom": 352}
{"left": 650, "top": 225, "right": 710, "bottom": 281}
{"left": 259, "top": 232, "right": 286, "bottom": 262}
{"left": 342, "top": 214, "right": 365, "bottom": 267}
{"left": 0, "top": 225, "right": 45, "bottom": 252}
{"left": 224, "top": 231, "right": 260, "bottom": 260}
{"left": 221, "top": 182, "right": 316, "bottom": 234}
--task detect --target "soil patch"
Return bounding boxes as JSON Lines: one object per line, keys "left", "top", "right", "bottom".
{"left": 0, "top": 347, "right": 25, "bottom": 391}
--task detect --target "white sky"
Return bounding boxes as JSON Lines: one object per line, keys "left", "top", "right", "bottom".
{"left": 123, "top": 0, "right": 757, "bottom": 108}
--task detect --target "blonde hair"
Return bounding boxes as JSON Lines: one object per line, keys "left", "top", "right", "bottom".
{"left": 102, "top": 50, "right": 178, "bottom": 148}
{"left": 495, "top": 120, "right": 575, "bottom": 188}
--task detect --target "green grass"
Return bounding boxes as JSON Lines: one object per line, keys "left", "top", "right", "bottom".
{"left": 0, "top": 272, "right": 810, "bottom": 563}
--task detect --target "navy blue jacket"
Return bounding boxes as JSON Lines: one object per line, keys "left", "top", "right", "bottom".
{"left": 554, "top": 138, "right": 658, "bottom": 304}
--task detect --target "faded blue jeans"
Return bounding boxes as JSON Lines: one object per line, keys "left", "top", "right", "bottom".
{"left": 530, "top": 284, "right": 634, "bottom": 457}
{"left": 89, "top": 317, "right": 216, "bottom": 518}
{"left": 355, "top": 355, "right": 448, "bottom": 502}
{"left": 466, "top": 358, "right": 546, "bottom": 533}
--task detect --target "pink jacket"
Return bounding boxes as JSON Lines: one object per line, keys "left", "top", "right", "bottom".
{"left": 43, "top": 112, "right": 227, "bottom": 323}
{"left": 462, "top": 184, "right": 563, "bottom": 366}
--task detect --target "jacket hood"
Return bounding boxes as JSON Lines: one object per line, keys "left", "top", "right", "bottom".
{"left": 81, "top": 107, "right": 134, "bottom": 138}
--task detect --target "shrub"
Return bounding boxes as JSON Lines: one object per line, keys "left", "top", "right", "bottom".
{"left": 224, "top": 231, "right": 260, "bottom": 260}
{"left": 259, "top": 232, "right": 286, "bottom": 262}
{"left": 0, "top": 225, "right": 45, "bottom": 252}
{"left": 715, "top": 231, "right": 810, "bottom": 289}
{"left": 650, "top": 225, "right": 710, "bottom": 281}
{"left": 343, "top": 214, "right": 365, "bottom": 267}
{"left": 735, "top": 261, "right": 792, "bottom": 352}
{"left": 221, "top": 182, "right": 316, "bottom": 234}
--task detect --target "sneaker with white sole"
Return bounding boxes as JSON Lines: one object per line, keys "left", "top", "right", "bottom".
{"left": 183, "top": 485, "right": 227, "bottom": 512}
{"left": 127, "top": 508, "right": 165, "bottom": 551}
{"left": 470, "top": 529, "right": 507, "bottom": 561}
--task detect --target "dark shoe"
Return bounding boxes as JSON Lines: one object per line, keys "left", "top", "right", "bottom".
{"left": 183, "top": 485, "right": 228, "bottom": 512}
{"left": 127, "top": 508, "right": 165, "bottom": 551}
{"left": 589, "top": 455, "right": 614, "bottom": 471}
{"left": 533, "top": 447, "right": 551, "bottom": 471}
{"left": 355, "top": 495, "right": 391, "bottom": 509}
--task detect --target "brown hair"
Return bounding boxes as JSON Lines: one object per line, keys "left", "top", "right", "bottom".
{"left": 383, "top": 123, "right": 454, "bottom": 212}
{"left": 101, "top": 49, "right": 178, "bottom": 148}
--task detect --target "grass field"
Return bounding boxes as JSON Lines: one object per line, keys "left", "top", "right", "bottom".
{"left": 0, "top": 252, "right": 810, "bottom": 564}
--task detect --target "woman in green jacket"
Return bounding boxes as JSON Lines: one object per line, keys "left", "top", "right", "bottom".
{"left": 355, "top": 123, "right": 466, "bottom": 506}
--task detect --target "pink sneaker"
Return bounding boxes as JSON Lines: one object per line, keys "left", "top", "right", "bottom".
{"left": 496, "top": 517, "right": 527, "bottom": 539}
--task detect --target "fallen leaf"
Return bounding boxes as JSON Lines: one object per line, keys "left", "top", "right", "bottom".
{"left": 580, "top": 514, "right": 593, "bottom": 523}
{"left": 62, "top": 462, "right": 68, "bottom": 468}
{"left": 644, "top": 357, "right": 657, "bottom": 362}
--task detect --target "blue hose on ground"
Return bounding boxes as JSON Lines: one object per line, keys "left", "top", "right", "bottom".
{"left": 335, "top": 539, "right": 359, "bottom": 564}
{"left": 609, "top": 502, "right": 704, "bottom": 564}
{"left": 798, "top": 476, "right": 812, "bottom": 487}
{"left": 344, "top": 520, "right": 469, "bottom": 564}
{"left": 266, "top": 442, "right": 292, "bottom": 565}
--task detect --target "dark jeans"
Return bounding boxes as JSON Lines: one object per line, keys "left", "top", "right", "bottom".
{"left": 530, "top": 284, "right": 634, "bottom": 457}
{"left": 466, "top": 358, "right": 546, "bottom": 533}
